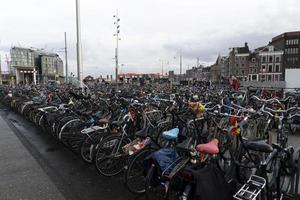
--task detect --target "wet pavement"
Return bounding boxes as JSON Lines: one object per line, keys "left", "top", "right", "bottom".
{"left": 0, "top": 109, "right": 137, "bottom": 200}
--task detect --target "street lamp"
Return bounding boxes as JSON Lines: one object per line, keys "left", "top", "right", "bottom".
{"left": 76, "top": 0, "right": 83, "bottom": 87}
{"left": 113, "top": 12, "right": 121, "bottom": 89}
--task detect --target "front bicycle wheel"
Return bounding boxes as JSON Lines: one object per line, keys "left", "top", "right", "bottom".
{"left": 125, "top": 147, "right": 156, "bottom": 194}
{"left": 80, "top": 131, "right": 108, "bottom": 163}
{"left": 95, "top": 135, "right": 128, "bottom": 177}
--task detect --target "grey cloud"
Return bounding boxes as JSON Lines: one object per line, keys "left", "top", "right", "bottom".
{"left": 163, "top": 32, "right": 276, "bottom": 64}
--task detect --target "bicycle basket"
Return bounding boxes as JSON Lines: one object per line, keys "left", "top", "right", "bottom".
{"left": 145, "top": 110, "right": 164, "bottom": 128}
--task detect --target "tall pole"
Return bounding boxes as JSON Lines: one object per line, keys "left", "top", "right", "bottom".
{"left": 5, "top": 54, "right": 11, "bottom": 85}
{"left": 180, "top": 49, "right": 182, "bottom": 75}
{"left": 114, "top": 11, "right": 120, "bottom": 89}
{"left": 76, "top": 0, "right": 83, "bottom": 87}
{"left": 161, "top": 60, "right": 164, "bottom": 76}
{"left": 0, "top": 56, "right": 2, "bottom": 85}
{"left": 64, "top": 32, "right": 68, "bottom": 83}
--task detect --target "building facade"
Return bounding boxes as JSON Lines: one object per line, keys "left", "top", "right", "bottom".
{"left": 10, "top": 47, "right": 64, "bottom": 84}
{"left": 271, "top": 31, "right": 300, "bottom": 78}
{"left": 257, "top": 45, "right": 283, "bottom": 82}
{"left": 38, "top": 54, "right": 64, "bottom": 83}
{"left": 247, "top": 53, "right": 260, "bottom": 81}
{"left": 228, "top": 43, "right": 250, "bottom": 80}
{"left": 247, "top": 45, "right": 283, "bottom": 82}
{"left": 186, "top": 65, "right": 205, "bottom": 81}
{"left": 10, "top": 47, "right": 36, "bottom": 84}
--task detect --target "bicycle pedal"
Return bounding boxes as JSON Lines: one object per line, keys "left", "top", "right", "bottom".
{"left": 233, "top": 175, "right": 266, "bottom": 200}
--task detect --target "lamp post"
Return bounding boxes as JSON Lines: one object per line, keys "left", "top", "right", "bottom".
{"left": 76, "top": 0, "right": 83, "bottom": 87}
{"left": 0, "top": 55, "right": 2, "bottom": 85}
{"left": 180, "top": 49, "right": 182, "bottom": 76}
{"left": 113, "top": 12, "right": 121, "bottom": 89}
{"left": 64, "top": 32, "right": 69, "bottom": 83}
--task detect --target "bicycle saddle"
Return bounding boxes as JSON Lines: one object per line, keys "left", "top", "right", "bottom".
{"left": 244, "top": 140, "right": 273, "bottom": 153}
{"left": 162, "top": 128, "right": 179, "bottom": 141}
{"left": 196, "top": 139, "right": 219, "bottom": 154}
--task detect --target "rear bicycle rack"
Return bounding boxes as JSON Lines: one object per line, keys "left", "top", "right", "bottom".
{"left": 234, "top": 175, "right": 266, "bottom": 200}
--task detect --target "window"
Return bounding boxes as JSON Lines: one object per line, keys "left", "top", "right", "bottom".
{"left": 236, "top": 64, "right": 239, "bottom": 67}
{"left": 276, "top": 56, "right": 280, "bottom": 63}
{"left": 269, "top": 56, "right": 273, "bottom": 62}
{"left": 275, "top": 65, "right": 280, "bottom": 72}
{"left": 268, "top": 65, "right": 273, "bottom": 72}
{"left": 241, "top": 70, "right": 244, "bottom": 74}
{"left": 286, "top": 40, "right": 289, "bottom": 45}
{"left": 296, "top": 48, "right": 299, "bottom": 54}
{"left": 254, "top": 69, "right": 257, "bottom": 73}
{"left": 252, "top": 58, "right": 256, "bottom": 62}
{"left": 242, "top": 63, "right": 244, "bottom": 67}
{"left": 268, "top": 75, "right": 272, "bottom": 81}
{"left": 274, "top": 75, "right": 279, "bottom": 81}
{"left": 262, "top": 65, "right": 266, "bottom": 72}
{"left": 262, "top": 56, "right": 266, "bottom": 62}
{"left": 252, "top": 75, "right": 257, "bottom": 81}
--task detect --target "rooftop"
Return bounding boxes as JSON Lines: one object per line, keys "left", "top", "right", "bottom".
{"left": 272, "top": 31, "right": 300, "bottom": 42}
{"left": 11, "top": 46, "right": 59, "bottom": 57}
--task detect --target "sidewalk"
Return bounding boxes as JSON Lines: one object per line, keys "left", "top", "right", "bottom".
{"left": 0, "top": 114, "right": 65, "bottom": 200}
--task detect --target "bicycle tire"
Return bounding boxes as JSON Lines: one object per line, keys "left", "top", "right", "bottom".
{"left": 80, "top": 131, "right": 108, "bottom": 163}
{"left": 95, "top": 135, "right": 129, "bottom": 177}
{"left": 125, "top": 147, "right": 156, "bottom": 194}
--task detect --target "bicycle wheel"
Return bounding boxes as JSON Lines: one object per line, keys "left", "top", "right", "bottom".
{"left": 95, "top": 135, "right": 129, "bottom": 177}
{"left": 268, "top": 152, "right": 296, "bottom": 199}
{"left": 293, "top": 147, "right": 300, "bottom": 198}
{"left": 80, "top": 131, "right": 108, "bottom": 163}
{"left": 125, "top": 147, "right": 156, "bottom": 194}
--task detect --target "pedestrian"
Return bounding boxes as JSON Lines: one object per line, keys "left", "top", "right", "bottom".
{"left": 230, "top": 75, "right": 240, "bottom": 91}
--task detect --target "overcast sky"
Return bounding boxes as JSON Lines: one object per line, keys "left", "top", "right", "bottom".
{"left": 0, "top": 0, "right": 299, "bottom": 77}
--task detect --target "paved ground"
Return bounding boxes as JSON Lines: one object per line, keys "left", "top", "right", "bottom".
{"left": 0, "top": 109, "right": 137, "bottom": 200}
{"left": 0, "top": 113, "right": 65, "bottom": 200}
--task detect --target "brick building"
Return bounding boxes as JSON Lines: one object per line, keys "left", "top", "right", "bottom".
{"left": 228, "top": 43, "right": 250, "bottom": 80}
{"left": 270, "top": 31, "right": 300, "bottom": 78}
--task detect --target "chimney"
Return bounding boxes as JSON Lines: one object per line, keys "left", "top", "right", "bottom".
{"left": 245, "top": 42, "right": 248, "bottom": 48}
